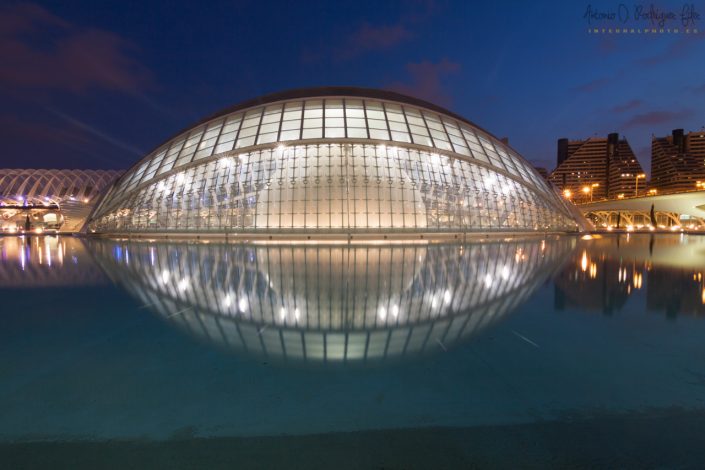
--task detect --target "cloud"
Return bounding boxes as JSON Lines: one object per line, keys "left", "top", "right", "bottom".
{"left": 47, "top": 108, "right": 144, "bottom": 156}
{"left": 387, "top": 59, "right": 460, "bottom": 106}
{"left": 622, "top": 109, "right": 694, "bottom": 129}
{"left": 306, "top": 1, "right": 437, "bottom": 63}
{"left": 611, "top": 99, "right": 642, "bottom": 113}
{"left": 341, "top": 22, "right": 413, "bottom": 58}
{"left": 636, "top": 35, "right": 700, "bottom": 66}
{"left": 693, "top": 83, "right": 705, "bottom": 93}
{"left": 0, "top": 2, "right": 150, "bottom": 94}
{"left": 573, "top": 76, "right": 612, "bottom": 93}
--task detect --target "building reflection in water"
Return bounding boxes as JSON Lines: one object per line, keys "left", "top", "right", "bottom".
{"left": 90, "top": 237, "right": 575, "bottom": 364}
{"left": 555, "top": 234, "right": 705, "bottom": 317}
{"left": 0, "top": 235, "right": 107, "bottom": 287}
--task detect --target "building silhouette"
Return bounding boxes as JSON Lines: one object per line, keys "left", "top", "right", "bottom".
{"left": 651, "top": 129, "right": 705, "bottom": 194}
{"left": 549, "top": 133, "right": 645, "bottom": 202}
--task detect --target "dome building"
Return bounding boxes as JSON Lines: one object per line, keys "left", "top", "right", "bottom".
{"left": 87, "top": 88, "right": 582, "bottom": 236}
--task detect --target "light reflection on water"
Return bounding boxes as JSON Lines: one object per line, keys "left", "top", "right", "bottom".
{"left": 87, "top": 236, "right": 574, "bottom": 363}
{"left": 0, "top": 235, "right": 107, "bottom": 287}
{"left": 554, "top": 234, "right": 705, "bottom": 317}
{"left": 2, "top": 233, "right": 705, "bottom": 455}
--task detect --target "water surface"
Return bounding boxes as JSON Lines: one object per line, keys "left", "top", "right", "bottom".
{"left": 1, "top": 234, "right": 705, "bottom": 468}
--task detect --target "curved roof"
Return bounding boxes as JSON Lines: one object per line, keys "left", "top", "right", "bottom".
{"left": 185, "top": 87, "right": 499, "bottom": 142}
{"left": 101, "top": 87, "right": 557, "bottom": 214}
{"left": 0, "top": 169, "right": 121, "bottom": 205}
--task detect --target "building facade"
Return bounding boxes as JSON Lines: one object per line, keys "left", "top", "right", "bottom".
{"left": 549, "top": 133, "right": 645, "bottom": 202}
{"left": 87, "top": 87, "right": 583, "bottom": 236}
{"left": 0, "top": 169, "right": 122, "bottom": 232}
{"left": 651, "top": 129, "right": 705, "bottom": 194}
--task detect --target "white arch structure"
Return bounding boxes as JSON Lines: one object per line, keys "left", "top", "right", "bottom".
{"left": 579, "top": 190, "right": 705, "bottom": 229}
{"left": 0, "top": 169, "right": 121, "bottom": 232}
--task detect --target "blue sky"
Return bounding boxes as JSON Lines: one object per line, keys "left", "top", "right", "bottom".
{"left": 1, "top": 0, "right": 704, "bottom": 175}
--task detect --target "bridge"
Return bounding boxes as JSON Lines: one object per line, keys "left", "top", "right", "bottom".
{"left": 577, "top": 190, "right": 705, "bottom": 230}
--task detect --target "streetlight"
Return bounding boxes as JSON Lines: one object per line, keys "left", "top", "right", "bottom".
{"left": 697, "top": 181, "right": 705, "bottom": 190}
{"left": 635, "top": 173, "right": 646, "bottom": 196}
{"left": 563, "top": 189, "right": 572, "bottom": 199}
{"left": 581, "top": 183, "right": 599, "bottom": 202}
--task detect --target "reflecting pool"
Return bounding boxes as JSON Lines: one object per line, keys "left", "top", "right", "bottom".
{"left": 1, "top": 234, "right": 705, "bottom": 468}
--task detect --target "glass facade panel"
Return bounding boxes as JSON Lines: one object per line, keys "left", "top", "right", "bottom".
{"left": 90, "top": 143, "right": 577, "bottom": 234}
{"left": 89, "top": 92, "right": 580, "bottom": 234}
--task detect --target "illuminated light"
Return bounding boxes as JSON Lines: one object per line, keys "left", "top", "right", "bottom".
{"left": 444, "top": 289, "right": 452, "bottom": 304}
{"left": 633, "top": 272, "right": 643, "bottom": 289}
{"left": 219, "top": 157, "right": 234, "bottom": 168}
{"left": 294, "top": 308, "right": 300, "bottom": 320}
{"left": 34, "top": 227, "right": 43, "bottom": 234}
{"left": 392, "top": 304, "right": 399, "bottom": 318}
{"left": 626, "top": 225, "right": 634, "bottom": 232}
{"left": 161, "top": 270, "right": 170, "bottom": 284}
{"left": 501, "top": 266, "right": 510, "bottom": 280}
{"left": 83, "top": 198, "right": 89, "bottom": 203}
{"left": 606, "top": 226, "right": 613, "bottom": 231}
{"left": 484, "top": 274, "right": 493, "bottom": 288}
{"left": 431, "top": 296, "right": 438, "bottom": 309}
{"left": 702, "top": 287, "right": 705, "bottom": 305}
{"left": 582, "top": 186, "right": 590, "bottom": 194}
{"left": 178, "top": 278, "right": 189, "bottom": 292}
{"left": 378, "top": 306, "right": 387, "bottom": 320}
{"left": 589, "top": 262, "right": 597, "bottom": 279}
{"left": 670, "top": 225, "right": 681, "bottom": 231}
{"left": 563, "top": 189, "right": 572, "bottom": 198}
{"left": 581, "top": 234, "right": 593, "bottom": 240}
{"left": 581, "top": 251, "right": 588, "bottom": 271}
{"left": 617, "top": 193, "right": 625, "bottom": 199}
{"left": 280, "top": 307, "right": 286, "bottom": 319}
{"left": 238, "top": 297, "right": 248, "bottom": 313}
{"left": 224, "top": 294, "right": 232, "bottom": 307}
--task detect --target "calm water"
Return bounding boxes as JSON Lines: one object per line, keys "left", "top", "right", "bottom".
{"left": 1, "top": 234, "right": 705, "bottom": 468}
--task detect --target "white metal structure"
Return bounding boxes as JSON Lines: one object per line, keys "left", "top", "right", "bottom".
{"left": 87, "top": 88, "right": 582, "bottom": 236}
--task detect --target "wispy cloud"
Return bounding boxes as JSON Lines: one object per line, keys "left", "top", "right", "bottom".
{"left": 387, "top": 58, "right": 460, "bottom": 107}
{"left": 47, "top": 108, "right": 145, "bottom": 156}
{"left": 622, "top": 109, "right": 694, "bottom": 129}
{"left": 636, "top": 35, "right": 700, "bottom": 66}
{"left": 612, "top": 99, "right": 642, "bottom": 113}
{"left": 573, "top": 76, "right": 612, "bottom": 93}
{"left": 0, "top": 2, "right": 151, "bottom": 94}
{"left": 338, "top": 22, "right": 413, "bottom": 60}
{"left": 303, "top": 0, "right": 437, "bottom": 63}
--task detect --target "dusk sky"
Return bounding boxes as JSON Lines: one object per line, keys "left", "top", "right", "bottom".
{"left": 2, "top": 0, "right": 705, "bottom": 175}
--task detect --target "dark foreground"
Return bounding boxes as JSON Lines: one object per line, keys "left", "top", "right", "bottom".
{"left": 3, "top": 409, "right": 705, "bottom": 469}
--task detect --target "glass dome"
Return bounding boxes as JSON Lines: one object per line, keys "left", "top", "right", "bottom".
{"left": 87, "top": 87, "right": 582, "bottom": 235}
